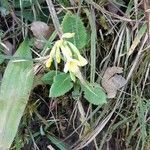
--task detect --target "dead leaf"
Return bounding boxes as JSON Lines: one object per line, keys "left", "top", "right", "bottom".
{"left": 107, "top": 0, "right": 125, "bottom": 14}
{"left": 30, "top": 21, "right": 50, "bottom": 39}
{"left": 34, "top": 39, "right": 45, "bottom": 49}
{"left": 2, "top": 40, "right": 13, "bottom": 55}
{"left": 47, "top": 145, "right": 55, "bottom": 150}
{"left": 107, "top": 2, "right": 119, "bottom": 14}
{"left": 74, "top": 0, "right": 80, "bottom": 3}
{"left": 101, "top": 67, "right": 127, "bottom": 98}
{"left": 30, "top": 21, "right": 54, "bottom": 49}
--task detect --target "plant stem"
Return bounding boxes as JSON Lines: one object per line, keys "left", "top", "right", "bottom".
{"left": 46, "top": 0, "right": 63, "bottom": 38}
{"left": 144, "top": 0, "right": 150, "bottom": 42}
{"left": 84, "top": 8, "right": 96, "bottom": 83}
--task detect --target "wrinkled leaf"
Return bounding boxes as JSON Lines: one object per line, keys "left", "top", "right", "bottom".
{"left": 62, "top": 12, "right": 87, "bottom": 49}
{"left": 101, "top": 67, "right": 127, "bottom": 98}
{"left": 0, "top": 39, "right": 33, "bottom": 149}
{"left": 82, "top": 83, "right": 107, "bottom": 105}
{"left": 50, "top": 73, "right": 73, "bottom": 97}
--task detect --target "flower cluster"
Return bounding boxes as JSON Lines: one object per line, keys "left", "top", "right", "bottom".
{"left": 46, "top": 33, "right": 88, "bottom": 81}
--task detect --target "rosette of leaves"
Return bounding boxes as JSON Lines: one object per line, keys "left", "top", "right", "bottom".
{"left": 42, "top": 71, "right": 107, "bottom": 105}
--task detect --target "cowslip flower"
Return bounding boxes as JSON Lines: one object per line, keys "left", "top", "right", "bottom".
{"left": 45, "top": 40, "right": 63, "bottom": 68}
{"left": 46, "top": 32, "right": 88, "bottom": 82}
{"left": 45, "top": 33, "right": 75, "bottom": 68}
{"left": 60, "top": 42, "right": 72, "bottom": 59}
{"left": 63, "top": 56, "right": 87, "bottom": 82}
{"left": 62, "top": 33, "right": 75, "bottom": 39}
{"left": 62, "top": 41, "right": 87, "bottom": 81}
{"left": 64, "top": 58, "right": 80, "bottom": 73}
{"left": 66, "top": 41, "right": 87, "bottom": 66}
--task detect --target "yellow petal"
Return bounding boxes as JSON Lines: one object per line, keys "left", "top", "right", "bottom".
{"left": 60, "top": 44, "right": 72, "bottom": 59}
{"left": 49, "top": 43, "right": 57, "bottom": 58}
{"left": 46, "top": 58, "right": 52, "bottom": 68}
{"left": 55, "top": 46, "right": 61, "bottom": 63}
{"left": 66, "top": 41, "right": 80, "bottom": 55}
{"left": 56, "top": 40, "right": 63, "bottom": 47}
{"left": 69, "top": 62, "right": 79, "bottom": 73}
{"left": 64, "top": 59, "right": 80, "bottom": 73}
{"left": 46, "top": 42, "right": 58, "bottom": 68}
{"left": 64, "top": 61, "right": 69, "bottom": 73}
{"left": 77, "top": 55, "right": 88, "bottom": 66}
{"left": 62, "top": 33, "right": 75, "bottom": 39}
{"left": 66, "top": 41, "right": 88, "bottom": 66}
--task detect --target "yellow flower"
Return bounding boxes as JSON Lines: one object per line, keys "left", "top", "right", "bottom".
{"left": 46, "top": 40, "right": 62, "bottom": 68}
{"left": 64, "top": 58, "right": 87, "bottom": 83}
{"left": 76, "top": 55, "right": 88, "bottom": 66}
{"left": 62, "top": 33, "right": 75, "bottom": 39}
{"left": 66, "top": 41, "right": 88, "bottom": 66}
{"left": 66, "top": 41, "right": 80, "bottom": 55}
{"left": 55, "top": 45, "right": 61, "bottom": 63}
{"left": 54, "top": 40, "right": 63, "bottom": 64}
{"left": 45, "top": 32, "right": 88, "bottom": 81}
{"left": 64, "top": 59, "right": 80, "bottom": 82}
{"left": 60, "top": 42, "right": 72, "bottom": 59}
{"left": 46, "top": 57, "right": 53, "bottom": 68}
{"left": 45, "top": 44, "right": 56, "bottom": 68}
{"left": 64, "top": 58, "right": 80, "bottom": 73}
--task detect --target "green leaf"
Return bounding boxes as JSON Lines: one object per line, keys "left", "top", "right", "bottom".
{"left": 13, "top": 0, "right": 41, "bottom": 8}
{"left": 128, "top": 23, "right": 147, "bottom": 56}
{"left": 0, "top": 0, "right": 10, "bottom": 16}
{"left": 47, "top": 135, "right": 69, "bottom": 150}
{"left": 82, "top": 83, "right": 107, "bottom": 105}
{"left": 50, "top": 73, "right": 73, "bottom": 97}
{"left": 0, "top": 7, "right": 9, "bottom": 16}
{"left": 41, "top": 70, "right": 57, "bottom": 85}
{"left": 15, "top": 10, "right": 34, "bottom": 22}
{"left": 0, "top": 54, "right": 4, "bottom": 64}
{"left": 0, "top": 39, "right": 33, "bottom": 149}
{"left": 15, "top": 9, "right": 48, "bottom": 22}
{"left": 57, "top": 0, "right": 70, "bottom": 7}
{"left": 62, "top": 12, "right": 87, "bottom": 49}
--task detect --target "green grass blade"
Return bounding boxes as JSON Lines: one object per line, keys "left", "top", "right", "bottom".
{"left": 0, "top": 39, "right": 33, "bottom": 149}
{"left": 47, "top": 135, "right": 69, "bottom": 150}
{"left": 84, "top": 8, "right": 97, "bottom": 83}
